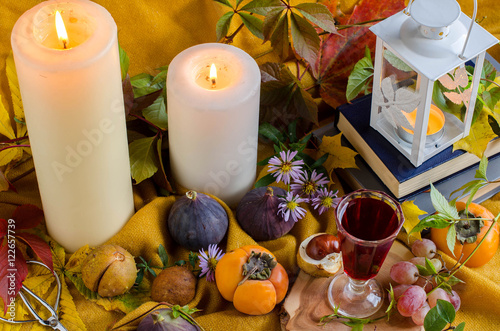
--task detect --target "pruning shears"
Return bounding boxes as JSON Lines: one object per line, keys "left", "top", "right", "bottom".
{"left": 0, "top": 260, "right": 68, "bottom": 330}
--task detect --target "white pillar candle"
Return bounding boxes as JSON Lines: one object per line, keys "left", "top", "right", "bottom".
{"left": 167, "top": 43, "right": 260, "bottom": 207}
{"left": 11, "top": 0, "right": 134, "bottom": 252}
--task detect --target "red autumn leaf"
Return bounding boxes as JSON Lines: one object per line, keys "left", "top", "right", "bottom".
{"left": 11, "top": 204, "right": 44, "bottom": 230}
{"left": 0, "top": 245, "right": 28, "bottom": 313}
{"left": 0, "top": 219, "right": 7, "bottom": 238}
{"left": 16, "top": 232, "right": 53, "bottom": 271}
{"left": 316, "top": 0, "right": 405, "bottom": 108}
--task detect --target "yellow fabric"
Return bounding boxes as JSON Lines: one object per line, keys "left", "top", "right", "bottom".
{"left": 1, "top": 0, "right": 500, "bottom": 330}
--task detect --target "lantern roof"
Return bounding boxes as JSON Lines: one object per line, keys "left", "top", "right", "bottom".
{"left": 370, "top": 10, "right": 498, "bottom": 81}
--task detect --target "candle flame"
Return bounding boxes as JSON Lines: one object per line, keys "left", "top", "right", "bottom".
{"left": 55, "top": 11, "right": 68, "bottom": 49}
{"left": 210, "top": 63, "right": 217, "bottom": 88}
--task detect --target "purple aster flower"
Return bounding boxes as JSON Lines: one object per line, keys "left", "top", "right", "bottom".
{"left": 278, "top": 192, "right": 307, "bottom": 222}
{"left": 311, "top": 188, "right": 340, "bottom": 215}
{"left": 268, "top": 150, "right": 304, "bottom": 185}
{"left": 198, "top": 244, "right": 225, "bottom": 282}
{"left": 291, "top": 169, "right": 330, "bottom": 199}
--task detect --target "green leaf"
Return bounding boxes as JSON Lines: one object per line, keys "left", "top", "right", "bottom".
{"left": 383, "top": 50, "right": 413, "bottom": 72}
{"left": 151, "top": 66, "right": 169, "bottom": 87}
{"left": 236, "top": 0, "right": 245, "bottom": 8}
{"left": 409, "top": 215, "right": 451, "bottom": 234}
{"left": 311, "top": 153, "right": 329, "bottom": 169}
{"left": 424, "top": 305, "right": 448, "bottom": 331}
{"left": 270, "top": 11, "right": 290, "bottom": 61}
{"left": 216, "top": 11, "right": 234, "bottom": 42}
{"left": 142, "top": 94, "right": 168, "bottom": 130}
{"left": 455, "top": 322, "right": 466, "bottom": 331}
{"left": 446, "top": 225, "right": 457, "bottom": 257}
{"left": 482, "top": 87, "right": 500, "bottom": 110}
{"left": 259, "top": 122, "right": 284, "bottom": 144}
{"left": 262, "top": 8, "right": 285, "bottom": 43}
{"left": 424, "top": 257, "right": 437, "bottom": 274}
{"left": 435, "top": 300, "right": 456, "bottom": 323}
{"left": 239, "top": 12, "right": 264, "bottom": 39}
{"left": 346, "top": 55, "right": 374, "bottom": 102}
{"left": 416, "top": 264, "right": 431, "bottom": 276}
{"left": 488, "top": 114, "right": 500, "bottom": 136}
{"left": 294, "top": 3, "right": 337, "bottom": 33}
{"left": 287, "top": 120, "right": 298, "bottom": 143}
{"left": 129, "top": 136, "right": 159, "bottom": 184}
{"left": 158, "top": 244, "right": 169, "bottom": 268}
{"left": 430, "top": 184, "right": 460, "bottom": 220}
{"left": 240, "top": 0, "right": 284, "bottom": 15}
{"left": 131, "top": 73, "right": 163, "bottom": 98}
{"left": 290, "top": 12, "right": 320, "bottom": 68}
{"left": 119, "top": 42, "right": 130, "bottom": 80}
{"left": 155, "top": 135, "right": 173, "bottom": 194}
{"left": 213, "top": 0, "right": 233, "bottom": 9}
{"left": 255, "top": 173, "right": 276, "bottom": 188}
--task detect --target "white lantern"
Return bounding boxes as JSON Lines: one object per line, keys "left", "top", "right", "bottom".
{"left": 369, "top": 0, "right": 498, "bottom": 167}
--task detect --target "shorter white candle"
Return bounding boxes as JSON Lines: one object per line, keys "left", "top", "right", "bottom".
{"left": 167, "top": 43, "right": 261, "bottom": 207}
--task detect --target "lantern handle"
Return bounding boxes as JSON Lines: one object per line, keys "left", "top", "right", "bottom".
{"left": 403, "top": 0, "right": 415, "bottom": 16}
{"left": 459, "top": 0, "right": 477, "bottom": 60}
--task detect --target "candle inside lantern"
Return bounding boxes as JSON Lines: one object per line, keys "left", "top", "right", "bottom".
{"left": 402, "top": 104, "right": 445, "bottom": 135}
{"left": 11, "top": 0, "right": 134, "bottom": 252}
{"left": 167, "top": 43, "right": 260, "bottom": 207}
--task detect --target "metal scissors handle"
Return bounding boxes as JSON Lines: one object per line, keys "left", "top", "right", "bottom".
{"left": 0, "top": 260, "right": 68, "bottom": 330}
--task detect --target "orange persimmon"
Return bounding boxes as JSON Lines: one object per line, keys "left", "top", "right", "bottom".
{"left": 430, "top": 201, "right": 499, "bottom": 267}
{"left": 215, "top": 245, "right": 289, "bottom": 315}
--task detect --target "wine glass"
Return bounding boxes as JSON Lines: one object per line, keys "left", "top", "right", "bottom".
{"left": 328, "top": 189, "right": 404, "bottom": 318}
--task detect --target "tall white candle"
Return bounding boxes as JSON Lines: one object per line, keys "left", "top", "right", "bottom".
{"left": 167, "top": 43, "right": 260, "bottom": 207}
{"left": 11, "top": 0, "right": 134, "bottom": 252}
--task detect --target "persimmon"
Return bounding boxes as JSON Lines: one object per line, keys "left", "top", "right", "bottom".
{"left": 215, "top": 245, "right": 289, "bottom": 315}
{"left": 430, "top": 201, "right": 499, "bottom": 267}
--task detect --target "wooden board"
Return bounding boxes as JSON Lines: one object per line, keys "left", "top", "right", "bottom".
{"left": 283, "top": 240, "right": 424, "bottom": 330}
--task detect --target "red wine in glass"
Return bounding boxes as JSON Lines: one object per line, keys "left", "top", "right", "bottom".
{"left": 340, "top": 197, "right": 400, "bottom": 280}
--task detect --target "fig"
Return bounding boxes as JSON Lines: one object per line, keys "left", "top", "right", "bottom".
{"left": 297, "top": 233, "right": 342, "bottom": 277}
{"left": 151, "top": 266, "right": 196, "bottom": 305}
{"left": 137, "top": 308, "right": 201, "bottom": 331}
{"left": 168, "top": 191, "right": 228, "bottom": 251}
{"left": 236, "top": 186, "right": 294, "bottom": 241}
{"left": 81, "top": 244, "right": 137, "bottom": 297}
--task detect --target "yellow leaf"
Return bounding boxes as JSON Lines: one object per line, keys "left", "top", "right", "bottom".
{"left": 453, "top": 109, "right": 496, "bottom": 158}
{"left": 59, "top": 279, "right": 87, "bottom": 331}
{"left": 0, "top": 95, "right": 15, "bottom": 140}
{"left": 0, "top": 146, "right": 23, "bottom": 167}
{"left": 317, "top": 133, "right": 358, "bottom": 171}
{"left": 6, "top": 52, "right": 26, "bottom": 138}
{"left": 401, "top": 200, "right": 427, "bottom": 241}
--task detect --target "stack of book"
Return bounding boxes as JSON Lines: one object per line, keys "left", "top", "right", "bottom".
{"left": 313, "top": 96, "right": 500, "bottom": 213}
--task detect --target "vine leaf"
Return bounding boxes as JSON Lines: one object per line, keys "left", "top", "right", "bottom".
{"left": 239, "top": 12, "right": 264, "bottom": 39}
{"left": 294, "top": 3, "right": 338, "bottom": 34}
{"left": 318, "top": 0, "right": 405, "bottom": 107}
{"left": 142, "top": 94, "right": 167, "bottom": 130}
{"left": 290, "top": 12, "right": 321, "bottom": 70}
{"left": 317, "top": 134, "right": 358, "bottom": 174}
{"left": 240, "top": 0, "right": 284, "bottom": 16}
{"left": 216, "top": 12, "right": 235, "bottom": 42}
{"left": 0, "top": 95, "right": 15, "bottom": 140}
{"left": 401, "top": 200, "right": 427, "bottom": 241}
{"left": 129, "top": 136, "right": 159, "bottom": 184}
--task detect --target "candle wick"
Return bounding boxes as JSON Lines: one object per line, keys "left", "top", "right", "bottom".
{"left": 62, "top": 40, "right": 68, "bottom": 49}
{"left": 211, "top": 78, "right": 216, "bottom": 89}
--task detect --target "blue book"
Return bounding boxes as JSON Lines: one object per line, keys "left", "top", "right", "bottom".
{"left": 335, "top": 94, "right": 500, "bottom": 199}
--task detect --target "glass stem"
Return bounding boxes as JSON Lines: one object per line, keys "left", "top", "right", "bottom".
{"left": 348, "top": 278, "right": 368, "bottom": 294}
